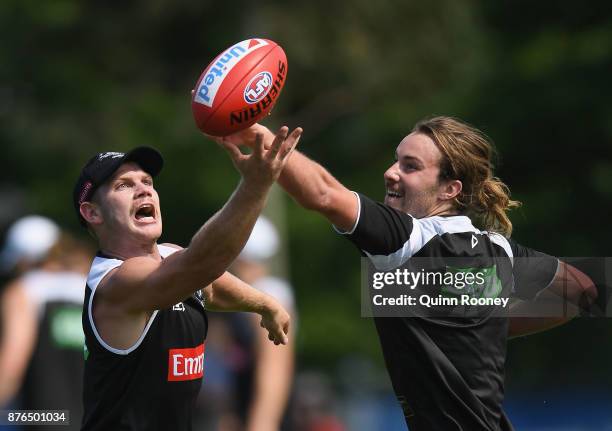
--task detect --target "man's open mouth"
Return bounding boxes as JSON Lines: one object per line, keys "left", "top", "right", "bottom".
{"left": 135, "top": 203, "right": 155, "bottom": 221}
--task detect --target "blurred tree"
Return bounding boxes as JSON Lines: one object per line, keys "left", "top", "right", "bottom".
{"left": 1, "top": 0, "right": 610, "bottom": 381}
{"left": 472, "top": 0, "right": 612, "bottom": 391}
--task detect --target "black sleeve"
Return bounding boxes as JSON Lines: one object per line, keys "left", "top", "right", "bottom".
{"left": 508, "top": 239, "right": 559, "bottom": 299}
{"left": 339, "top": 193, "right": 414, "bottom": 256}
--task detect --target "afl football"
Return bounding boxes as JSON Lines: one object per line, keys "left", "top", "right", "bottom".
{"left": 192, "top": 38, "right": 288, "bottom": 136}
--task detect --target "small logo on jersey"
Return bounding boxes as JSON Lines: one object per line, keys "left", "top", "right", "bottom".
{"left": 172, "top": 302, "right": 185, "bottom": 311}
{"left": 168, "top": 344, "right": 205, "bottom": 381}
{"left": 471, "top": 234, "right": 478, "bottom": 248}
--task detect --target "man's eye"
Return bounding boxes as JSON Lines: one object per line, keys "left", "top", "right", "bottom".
{"left": 117, "top": 183, "right": 129, "bottom": 189}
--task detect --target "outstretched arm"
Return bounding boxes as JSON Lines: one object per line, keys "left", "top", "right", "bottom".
{"left": 97, "top": 132, "right": 299, "bottom": 313}
{"left": 205, "top": 272, "right": 290, "bottom": 345}
{"left": 215, "top": 125, "right": 359, "bottom": 232}
{"left": 509, "top": 261, "right": 596, "bottom": 338}
{"left": 89, "top": 133, "right": 298, "bottom": 351}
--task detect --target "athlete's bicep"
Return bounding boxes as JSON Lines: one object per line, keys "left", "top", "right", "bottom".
{"left": 338, "top": 193, "right": 414, "bottom": 256}
{"left": 95, "top": 257, "right": 162, "bottom": 311}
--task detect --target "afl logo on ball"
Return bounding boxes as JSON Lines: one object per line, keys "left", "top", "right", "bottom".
{"left": 244, "top": 71, "right": 273, "bottom": 104}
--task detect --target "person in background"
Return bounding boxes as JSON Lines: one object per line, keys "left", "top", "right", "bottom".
{"left": 0, "top": 215, "right": 62, "bottom": 407}
{"left": 0, "top": 216, "right": 92, "bottom": 431}
{"left": 198, "top": 216, "right": 296, "bottom": 431}
{"left": 231, "top": 216, "right": 296, "bottom": 431}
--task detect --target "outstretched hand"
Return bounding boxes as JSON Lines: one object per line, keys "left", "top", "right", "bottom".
{"left": 209, "top": 123, "right": 302, "bottom": 150}
{"left": 213, "top": 125, "right": 303, "bottom": 188}
{"left": 208, "top": 123, "right": 301, "bottom": 151}
{"left": 218, "top": 126, "right": 301, "bottom": 187}
{"left": 209, "top": 123, "right": 272, "bottom": 149}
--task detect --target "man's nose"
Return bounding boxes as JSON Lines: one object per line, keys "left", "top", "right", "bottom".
{"left": 135, "top": 182, "right": 153, "bottom": 198}
{"left": 384, "top": 162, "right": 400, "bottom": 182}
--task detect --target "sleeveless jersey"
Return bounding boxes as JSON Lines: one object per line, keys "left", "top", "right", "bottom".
{"left": 81, "top": 245, "right": 208, "bottom": 431}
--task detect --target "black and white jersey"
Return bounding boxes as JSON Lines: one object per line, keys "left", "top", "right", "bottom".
{"left": 338, "top": 193, "right": 558, "bottom": 431}
{"left": 81, "top": 245, "right": 208, "bottom": 431}
{"left": 20, "top": 270, "right": 86, "bottom": 431}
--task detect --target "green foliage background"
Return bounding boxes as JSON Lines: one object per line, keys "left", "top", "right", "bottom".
{"left": 1, "top": 0, "right": 611, "bottom": 390}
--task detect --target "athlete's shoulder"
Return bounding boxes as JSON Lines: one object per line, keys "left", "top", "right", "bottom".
{"left": 485, "top": 231, "right": 513, "bottom": 258}
{"left": 415, "top": 214, "right": 478, "bottom": 237}
{"left": 88, "top": 254, "right": 123, "bottom": 291}
{"left": 89, "top": 251, "right": 159, "bottom": 294}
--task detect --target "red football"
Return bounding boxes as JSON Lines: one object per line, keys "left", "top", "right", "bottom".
{"left": 191, "top": 38, "right": 288, "bottom": 136}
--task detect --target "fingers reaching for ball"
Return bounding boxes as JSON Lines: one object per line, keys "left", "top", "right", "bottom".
{"left": 267, "top": 126, "right": 289, "bottom": 160}
{"left": 211, "top": 124, "right": 302, "bottom": 189}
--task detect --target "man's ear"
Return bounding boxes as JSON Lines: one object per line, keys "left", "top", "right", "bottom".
{"left": 80, "top": 201, "right": 103, "bottom": 226}
{"left": 440, "top": 179, "right": 462, "bottom": 201}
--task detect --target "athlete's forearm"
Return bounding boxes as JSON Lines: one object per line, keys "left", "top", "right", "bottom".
{"left": 205, "top": 272, "right": 289, "bottom": 345}
{"left": 258, "top": 128, "right": 358, "bottom": 231}
{"left": 507, "top": 261, "right": 597, "bottom": 340}
{"left": 204, "top": 272, "right": 275, "bottom": 314}
{"left": 508, "top": 290, "right": 578, "bottom": 338}
{"left": 278, "top": 149, "right": 344, "bottom": 211}
{"left": 254, "top": 127, "right": 343, "bottom": 211}
{"left": 547, "top": 261, "right": 597, "bottom": 307}
{"left": 181, "top": 179, "right": 270, "bottom": 284}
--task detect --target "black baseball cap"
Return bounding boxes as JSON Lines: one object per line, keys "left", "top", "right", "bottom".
{"left": 73, "top": 147, "right": 164, "bottom": 226}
